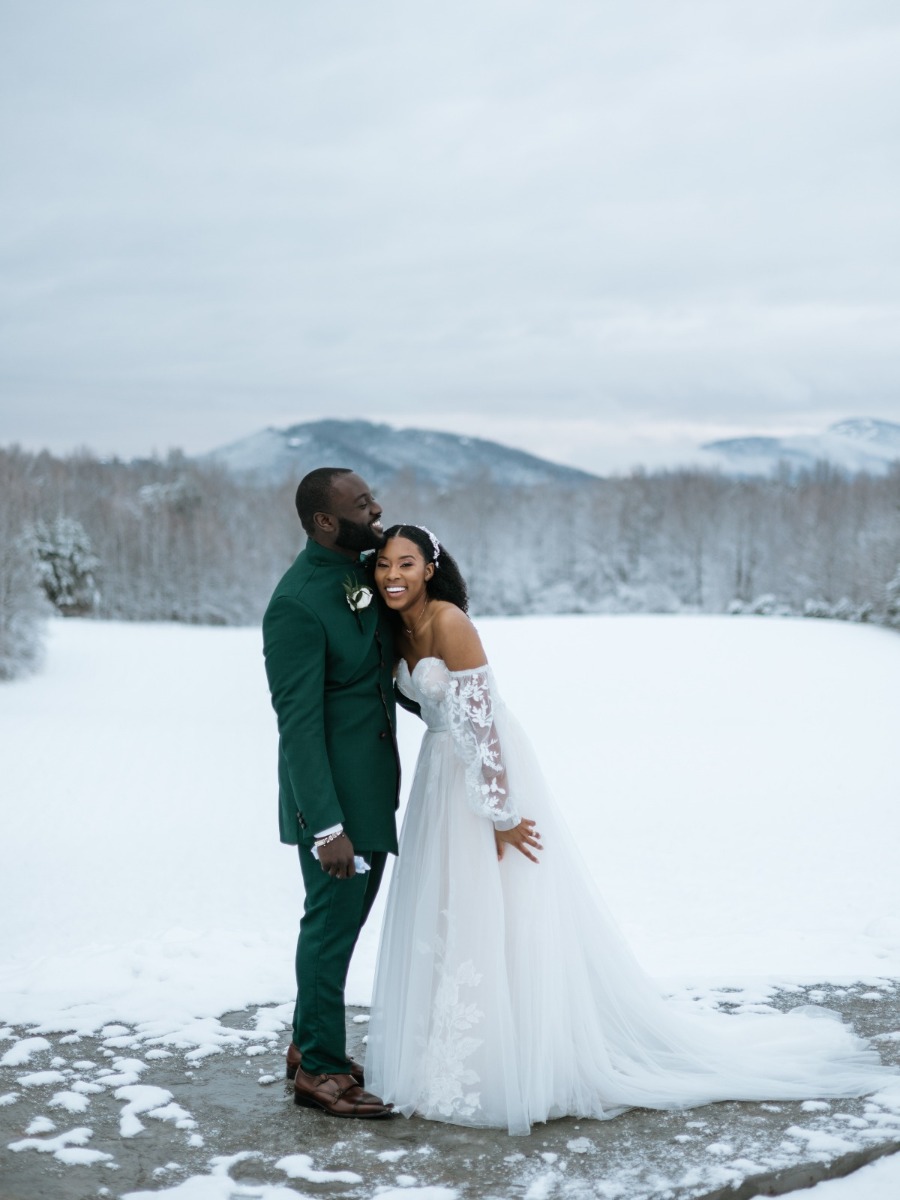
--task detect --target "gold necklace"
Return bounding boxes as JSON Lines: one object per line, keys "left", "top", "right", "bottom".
{"left": 403, "top": 596, "right": 430, "bottom": 638}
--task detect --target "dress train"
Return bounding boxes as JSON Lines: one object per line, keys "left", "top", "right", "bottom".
{"left": 366, "top": 657, "right": 892, "bottom": 1135}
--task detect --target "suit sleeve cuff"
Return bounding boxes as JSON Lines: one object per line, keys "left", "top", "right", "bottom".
{"left": 313, "top": 823, "right": 344, "bottom": 840}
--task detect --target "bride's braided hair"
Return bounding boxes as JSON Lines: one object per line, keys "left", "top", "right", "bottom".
{"left": 380, "top": 524, "right": 469, "bottom": 613}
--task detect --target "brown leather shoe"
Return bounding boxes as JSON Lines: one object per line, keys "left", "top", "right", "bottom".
{"left": 285, "top": 1043, "right": 365, "bottom": 1087}
{"left": 292, "top": 1068, "right": 393, "bottom": 1119}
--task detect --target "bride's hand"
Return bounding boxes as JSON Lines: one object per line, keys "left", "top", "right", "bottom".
{"left": 495, "top": 818, "right": 543, "bottom": 863}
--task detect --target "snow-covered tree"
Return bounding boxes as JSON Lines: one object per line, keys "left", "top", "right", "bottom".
{"left": 0, "top": 521, "right": 46, "bottom": 681}
{"left": 1, "top": 443, "right": 899, "bottom": 631}
{"left": 31, "top": 517, "right": 100, "bottom": 616}
{"left": 0, "top": 449, "right": 48, "bottom": 678}
{"left": 886, "top": 564, "right": 900, "bottom": 628}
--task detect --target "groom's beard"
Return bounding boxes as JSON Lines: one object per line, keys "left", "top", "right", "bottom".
{"left": 334, "top": 515, "right": 386, "bottom": 552}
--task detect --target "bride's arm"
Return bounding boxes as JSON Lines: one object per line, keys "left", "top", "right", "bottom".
{"left": 433, "top": 608, "right": 542, "bottom": 863}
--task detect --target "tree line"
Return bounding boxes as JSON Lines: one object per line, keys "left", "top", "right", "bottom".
{"left": 1, "top": 444, "right": 899, "bottom": 679}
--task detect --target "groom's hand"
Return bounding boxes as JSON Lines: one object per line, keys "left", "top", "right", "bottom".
{"left": 318, "top": 833, "right": 357, "bottom": 879}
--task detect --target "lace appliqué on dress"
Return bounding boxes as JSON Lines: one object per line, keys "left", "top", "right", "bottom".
{"left": 446, "top": 668, "right": 520, "bottom": 831}
{"left": 419, "top": 948, "right": 485, "bottom": 1121}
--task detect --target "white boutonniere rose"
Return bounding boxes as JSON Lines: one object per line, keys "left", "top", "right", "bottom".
{"left": 343, "top": 575, "right": 373, "bottom": 627}
{"left": 349, "top": 586, "right": 372, "bottom": 610}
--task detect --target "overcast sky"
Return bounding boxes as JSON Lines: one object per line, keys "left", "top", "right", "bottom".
{"left": 1, "top": 0, "right": 898, "bottom": 472}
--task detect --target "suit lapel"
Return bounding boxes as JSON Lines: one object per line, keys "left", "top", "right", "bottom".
{"left": 303, "top": 541, "right": 383, "bottom": 682}
{"left": 335, "top": 566, "right": 382, "bottom": 682}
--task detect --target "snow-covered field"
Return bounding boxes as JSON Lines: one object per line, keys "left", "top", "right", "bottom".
{"left": 1, "top": 613, "right": 899, "bottom": 1039}
{"left": 2, "top": 614, "right": 900, "bottom": 1199}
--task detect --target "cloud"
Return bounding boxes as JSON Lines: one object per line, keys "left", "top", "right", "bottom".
{"left": 1, "top": 0, "right": 899, "bottom": 468}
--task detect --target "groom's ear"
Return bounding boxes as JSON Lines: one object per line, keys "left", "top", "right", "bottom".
{"left": 313, "top": 511, "right": 335, "bottom": 533}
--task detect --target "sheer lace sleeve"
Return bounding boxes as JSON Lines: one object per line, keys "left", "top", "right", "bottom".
{"left": 446, "top": 667, "right": 520, "bottom": 831}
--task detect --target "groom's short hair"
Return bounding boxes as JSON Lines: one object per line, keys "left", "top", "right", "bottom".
{"left": 296, "top": 467, "right": 353, "bottom": 535}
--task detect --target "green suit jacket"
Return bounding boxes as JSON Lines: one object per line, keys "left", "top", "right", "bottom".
{"left": 262, "top": 539, "right": 401, "bottom": 853}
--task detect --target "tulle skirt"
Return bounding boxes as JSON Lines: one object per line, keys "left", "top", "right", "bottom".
{"left": 366, "top": 707, "right": 892, "bottom": 1135}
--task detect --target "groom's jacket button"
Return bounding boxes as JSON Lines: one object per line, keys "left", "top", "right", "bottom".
{"left": 378, "top": 730, "right": 388, "bottom": 739}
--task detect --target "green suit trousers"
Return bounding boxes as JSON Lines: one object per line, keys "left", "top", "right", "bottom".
{"left": 294, "top": 846, "right": 388, "bottom": 1075}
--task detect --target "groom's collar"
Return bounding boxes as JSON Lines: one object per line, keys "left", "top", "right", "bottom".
{"left": 304, "top": 538, "right": 371, "bottom": 568}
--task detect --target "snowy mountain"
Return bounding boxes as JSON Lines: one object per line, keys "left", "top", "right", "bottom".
{"left": 202, "top": 419, "right": 597, "bottom": 488}
{"left": 197, "top": 415, "right": 900, "bottom": 483}
{"left": 701, "top": 418, "right": 900, "bottom": 476}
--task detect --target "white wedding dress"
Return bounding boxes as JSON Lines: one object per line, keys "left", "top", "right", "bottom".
{"left": 366, "top": 657, "right": 892, "bottom": 1135}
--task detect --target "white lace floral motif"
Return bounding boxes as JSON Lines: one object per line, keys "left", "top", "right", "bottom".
{"left": 446, "top": 668, "right": 520, "bottom": 830}
{"left": 419, "top": 952, "right": 485, "bottom": 1120}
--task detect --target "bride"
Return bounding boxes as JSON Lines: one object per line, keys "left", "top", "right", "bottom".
{"left": 365, "top": 525, "right": 893, "bottom": 1136}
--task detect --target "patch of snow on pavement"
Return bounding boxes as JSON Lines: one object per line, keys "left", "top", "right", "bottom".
{"left": 15, "top": 1069, "right": 67, "bottom": 1088}
{"left": 48, "top": 1089, "right": 91, "bottom": 1113}
{"left": 114, "top": 1084, "right": 196, "bottom": 1138}
{"left": 524, "top": 1172, "right": 559, "bottom": 1200}
{"left": 759, "top": 1150, "right": 900, "bottom": 1199}
{"left": 275, "top": 1151, "right": 363, "bottom": 1183}
{"left": 566, "top": 1137, "right": 593, "bottom": 1153}
{"left": 123, "top": 1177, "right": 294, "bottom": 1199}
{"left": 24, "top": 1115, "right": 56, "bottom": 1134}
{"left": 7, "top": 1124, "right": 113, "bottom": 1165}
{"left": 377, "top": 1148, "right": 409, "bottom": 1162}
{"left": 0, "top": 1036, "right": 51, "bottom": 1066}
{"left": 372, "top": 1191, "right": 458, "bottom": 1200}
{"left": 123, "top": 1151, "right": 301, "bottom": 1198}
{"left": 783, "top": 1126, "right": 858, "bottom": 1154}
{"left": 71, "top": 1079, "right": 104, "bottom": 1095}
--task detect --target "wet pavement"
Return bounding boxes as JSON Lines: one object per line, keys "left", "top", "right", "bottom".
{"left": 2, "top": 982, "right": 899, "bottom": 1200}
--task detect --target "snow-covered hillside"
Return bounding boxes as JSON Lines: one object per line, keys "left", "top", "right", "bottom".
{"left": 702, "top": 418, "right": 900, "bottom": 476}
{"left": 202, "top": 418, "right": 595, "bottom": 488}
{"left": 202, "top": 416, "right": 900, "bottom": 485}
{"left": 1, "top": 615, "right": 899, "bottom": 1038}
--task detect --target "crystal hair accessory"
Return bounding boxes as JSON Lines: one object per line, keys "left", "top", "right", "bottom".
{"left": 416, "top": 526, "right": 441, "bottom": 568}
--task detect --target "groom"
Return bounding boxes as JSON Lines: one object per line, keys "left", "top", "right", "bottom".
{"left": 262, "top": 467, "right": 403, "bottom": 1119}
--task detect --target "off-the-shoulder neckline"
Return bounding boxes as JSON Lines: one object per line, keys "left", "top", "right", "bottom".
{"left": 399, "top": 655, "right": 490, "bottom": 680}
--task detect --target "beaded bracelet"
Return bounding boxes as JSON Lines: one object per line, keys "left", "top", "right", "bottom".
{"left": 314, "top": 829, "right": 344, "bottom": 849}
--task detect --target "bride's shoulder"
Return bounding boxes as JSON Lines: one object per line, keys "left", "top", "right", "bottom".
{"left": 430, "top": 603, "right": 488, "bottom": 671}
{"left": 430, "top": 600, "right": 471, "bottom": 630}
